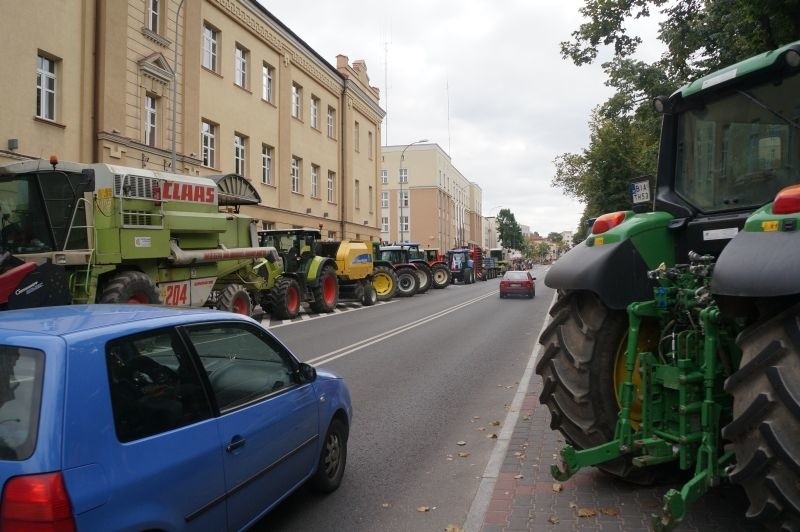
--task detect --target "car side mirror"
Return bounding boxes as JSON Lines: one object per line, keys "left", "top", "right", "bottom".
{"left": 297, "top": 362, "right": 317, "bottom": 383}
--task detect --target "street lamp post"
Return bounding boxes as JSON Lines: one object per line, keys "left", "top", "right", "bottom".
{"left": 171, "top": 0, "right": 186, "bottom": 173}
{"left": 399, "top": 139, "right": 427, "bottom": 242}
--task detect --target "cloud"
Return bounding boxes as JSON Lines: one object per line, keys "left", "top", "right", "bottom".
{"left": 261, "top": 0, "right": 661, "bottom": 236}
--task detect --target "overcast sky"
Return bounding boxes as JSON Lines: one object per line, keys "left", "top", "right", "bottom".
{"left": 261, "top": 0, "right": 662, "bottom": 236}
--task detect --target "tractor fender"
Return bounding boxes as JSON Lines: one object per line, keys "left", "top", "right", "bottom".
{"left": 711, "top": 230, "right": 800, "bottom": 297}
{"left": 305, "top": 257, "right": 337, "bottom": 285}
{"left": 545, "top": 212, "right": 675, "bottom": 310}
{"left": 373, "top": 259, "right": 396, "bottom": 271}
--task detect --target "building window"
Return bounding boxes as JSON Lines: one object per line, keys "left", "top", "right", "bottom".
{"left": 369, "top": 185, "right": 373, "bottom": 213}
{"left": 327, "top": 171, "right": 335, "bottom": 202}
{"left": 144, "top": 93, "right": 158, "bottom": 147}
{"left": 310, "top": 96, "right": 320, "bottom": 129}
{"left": 36, "top": 55, "right": 57, "bottom": 121}
{"left": 399, "top": 168, "right": 408, "bottom": 184}
{"left": 262, "top": 221, "right": 275, "bottom": 230}
{"left": 327, "top": 230, "right": 336, "bottom": 240}
{"left": 291, "top": 156, "right": 301, "bottom": 193}
{"left": 201, "top": 120, "right": 216, "bottom": 168}
{"left": 400, "top": 190, "right": 409, "bottom": 207}
{"left": 261, "top": 144, "right": 273, "bottom": 185}
{"left": 234, "top": 133, "right": 247, "bottom": 176}
{"left": 292, "top": 83, "right": 302, "bottom": 119}
{"left": 234, "top": 44, "right": 248, "bottom": 88}
{"left": 369, "top": 131, "right": 375, "bottom": 159}
{"left": 354, "top": 122, "right": 360, "bottom": 152}
{"left": 381, "top": 216, "right": 389, "bottom": 232}
{"left": 262, "top": 63, "right": 273, "bottom": 102}
{"left": 381, "top": 169, "right": 388, "bottom": 184}
{"left": 311, "top": 164, "right": 320, "bottom": 197}
{"left": 354, "top": 179, "right": 360, "bottom": 209}
{"left": 146, "top": 0, "right": 160, "bottom": 32}
{"left": 327, "top": 106, "right": 335, "bottom": 138}
{"left": 202, "top": 24, "right": 218, "bottom": 71}
{"left": 381, "top": 191, "right": 389, "bottom": 208}
{"left": 400, "top": 215, "right": 409, "bottom": 234}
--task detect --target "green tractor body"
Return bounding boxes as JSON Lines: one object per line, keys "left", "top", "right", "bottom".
{"left": 257, "top": 228, "right": 339, "bottom": 319}
{"left": 0, "top": 160, "right": 277, "bottom": 316}
{"left": 537, "top": 41, "right": 800, "bottom": 530}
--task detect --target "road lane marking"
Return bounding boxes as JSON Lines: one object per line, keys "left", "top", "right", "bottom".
{"left": 462, "top": 290, "right": 557, "bottom": 532}
{"left": 309, "top": 291, "right": 498, "bottom": 366}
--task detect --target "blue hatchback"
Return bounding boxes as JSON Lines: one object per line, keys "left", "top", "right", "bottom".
{"left": 0, "top": 305, "right": 352, "bottom": 531}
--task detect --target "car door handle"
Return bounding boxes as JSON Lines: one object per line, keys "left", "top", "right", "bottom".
{"left": 226, "top": 436, "right": 246, "bottom": 453}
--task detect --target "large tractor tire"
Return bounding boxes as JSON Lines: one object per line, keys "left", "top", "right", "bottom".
{"left": 217, "top": 284, "right": 252, "bottom": 315}
{"left": 99, "top": 271, "right": 160, "bottom": 304}
{"left": 535, "top": 290, "right": 659, "bottom": 482}
{"left": 395, "top": 267, "right": 419, "bottom": 297}
{"left": 309, "top": 265, "right": 339, "bottom": 314}
{"left": 269, "top": 277, "right": 302, "bottom": 319}
{"left": 372, "top": 266, "right": 398, "bottom": 301}
{"left": 722, "top": 302, "right": 800, "bottom": 530}
{"left": 430, "top": 264, "right": 451, "bottom": 289}
{"left": 413, "top": 263, "right": 432, "bottom": 294}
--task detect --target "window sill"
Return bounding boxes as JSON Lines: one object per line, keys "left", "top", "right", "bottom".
{"left": 33, "top": 116, "right": 66, "bottom": 129}
{"left": 234, "top": 84, "right": 252, "bottom": 94}
{"left": 141, "top": 27, "right": 171, "bottom": 48}
{"left": 202, "top": 66, "right": 223, "bottom": 78}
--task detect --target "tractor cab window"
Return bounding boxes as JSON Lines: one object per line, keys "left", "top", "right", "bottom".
{"left": 675, "top": 72, "right": 800, "bottom": 213}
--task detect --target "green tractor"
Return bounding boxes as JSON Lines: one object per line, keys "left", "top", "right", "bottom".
{"left": 537, "top": 41, "right": 800, "bottom": 530}
{"left": 257, "top": 228, "right": 338, "bottom": 319}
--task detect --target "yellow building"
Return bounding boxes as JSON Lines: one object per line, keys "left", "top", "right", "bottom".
{"left": 380, "top": 143, "right": 482, "bottom": 251}
{"left": 0, "top": 0, "right": 384, "bottom": 241}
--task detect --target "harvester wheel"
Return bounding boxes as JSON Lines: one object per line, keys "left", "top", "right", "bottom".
{"left": 535, "top": 290, "right": 659, "bottom": 483}
{"left": 99, "top": 271, "right": 160, "bottom": 305}
{"left": 431, "top": 264, "right": 451, "bottom": 289}
{"left": 414, "top": 263, "right": 432, "bottom": 294}
{"left": 372, "top": 266, "right": 398, "bottom": 301}
{"left": 270, "top": 277, "right": 301, "bottom": 319}
{"left": 217, "top": 284, "right": 252, "bottom": 315}
{"left": 395, "top": 268, "right": 419, "bottom": 297}
{"left": 310, "top": 265, "right": 339, "bottom": 313}
{"left": 361, "top": 283, "right": 377, "bottom": 306}
{"left": 722, "top": 301, "right": 800, "bottom": 530}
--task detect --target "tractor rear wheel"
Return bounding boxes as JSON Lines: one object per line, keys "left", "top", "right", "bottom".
{"left": 217, "top": 284, "right": 252, "bottom": 315}
{"left": 395, "top": 268, "right": 419, "bottom": 297}
{"left": 431, "top": 264, "right": 451, "bottom": 289}
{"left": 270, "top": 277, "right": 301, "bottom": 319}
{"left": 372, "top": 266, "right": 398, "bottom": 301}
{"left": 464, "top": 268, "right": 474, "bottom": 284}
{"left": 99, "top": 271, "right": 160, "bottom": 304}
{"left": 722, "top": 301, "right": 800, "bottom": 530}
{"left": 535, "top": 290, "right": 659, "bottom": 482}
{"left": 414, "top": 263, "right": 432, "bottom": 294}
{"left": 310, "top": 265, "right": 339, "bottom": 313}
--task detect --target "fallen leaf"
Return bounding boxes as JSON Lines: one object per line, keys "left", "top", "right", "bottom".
{"left": 514, "top": 452, "right": 523, "bottom": 457}
{"left": 600, "top": 507, "right": 620, "bottom": 516}
{"left": 381, "top": 503, "right": 391, "bottom": 508}
{"left": 548, "top": 516, "right": 560, "bottom": 524}
{"left": 514, "top": 474, "right": 523, "bottom": 479}
{"left": 472, "top": 416, "right": 480, "bottom": 420}
{"left": 445, "top": 526, "right": 463, "bottom": 532}
{"left": 417, "top": 506, "right": 430, "bottom": 513}
{"left": 477, "top": 427, "right": 486, "bottom": 431}
{"left": 577, "top": 508, "right": 597, "bottom": 518}
{"left": 456, "top": 441, "right": 467, "bottom": 446}
{"left": 487, "top": 433, "right": 498, "bottom": 439}
{"left": 569, "top": 502, "right": 578, "bottom": 509}
{"left": 491, "top": 420, "right": 501, "bottom": 426}
{"left": 458, "top": 452, "right": 470, "bottom": 458}
{"left": 552, "top": 483, "right": 563, "bottom": 492}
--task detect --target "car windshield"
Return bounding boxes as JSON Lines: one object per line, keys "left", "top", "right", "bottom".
{"left": 675, "top": 71, "right": 800, "bottom": 212}
{"left": 503, "top": 271, "right": 529, "bottom": 280}
{"left": 0, "top": 346, "right": 44, "bottom": 460}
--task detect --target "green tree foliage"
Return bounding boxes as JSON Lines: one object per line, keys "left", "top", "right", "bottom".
{"left": 553, "top": 0, "right": 800, "bottom": 239}
{"left": 496, "top": 208, "right": 524, "bottom": 250}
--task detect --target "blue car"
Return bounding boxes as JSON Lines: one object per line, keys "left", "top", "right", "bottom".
{"left": 0, "top": 305, "right": 352, "bottom": 531}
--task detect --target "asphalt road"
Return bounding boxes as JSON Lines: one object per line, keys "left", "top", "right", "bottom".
{"left": 253, "top": 267, "right": 553, "bottom": 531}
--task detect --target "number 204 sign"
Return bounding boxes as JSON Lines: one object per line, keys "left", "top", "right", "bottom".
{"left": 159, "top": 278, "right": 217, "bottom": 307}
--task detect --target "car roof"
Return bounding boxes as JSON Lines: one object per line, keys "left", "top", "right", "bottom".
{"left": 0, "top": 305, "right": 250, "bottom": 337}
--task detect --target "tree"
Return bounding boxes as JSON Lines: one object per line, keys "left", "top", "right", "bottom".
{"left": 495, "top": 208, "right": 524, "bottom": 250}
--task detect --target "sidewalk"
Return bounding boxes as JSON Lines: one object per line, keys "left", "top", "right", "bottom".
{"left": 475, "top": 371, "right": 762, "bottom": 531}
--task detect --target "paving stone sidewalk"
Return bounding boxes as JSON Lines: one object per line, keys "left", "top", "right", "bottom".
{"left": 477, "top": 378, "right": 762, "bottom": 531}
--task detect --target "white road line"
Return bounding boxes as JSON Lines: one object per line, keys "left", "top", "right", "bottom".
{"left": 308, "top": 291, "right": 498, "bottom": 366}
{"left": 462, "top": 290, "right": 557, "bottom": 532}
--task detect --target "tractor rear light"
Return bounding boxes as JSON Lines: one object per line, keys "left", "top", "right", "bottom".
{"left": 773, "top": 184, "right": 800, "bottom": 215}
{"left": 1, "top": 473, "right": 75, "bottom": 532}
{"left": 592, "top": 212, "right": 627, "bottom": 235}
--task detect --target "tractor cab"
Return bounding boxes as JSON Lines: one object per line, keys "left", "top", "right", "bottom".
{"left": 258, "top": 228, "right": 320, "bottom": 274}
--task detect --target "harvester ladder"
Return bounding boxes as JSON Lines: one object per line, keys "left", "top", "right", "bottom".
{"left": 63, "top": 196, "right": 96, "bottom": 304}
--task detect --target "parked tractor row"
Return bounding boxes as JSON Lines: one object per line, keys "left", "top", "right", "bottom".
{"left": 0, "top": 157, "right": 493, "bottom": 320}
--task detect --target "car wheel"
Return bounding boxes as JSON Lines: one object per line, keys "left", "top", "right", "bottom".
{"left": 310, "top": 418, "right": 348, "bottom": 493}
